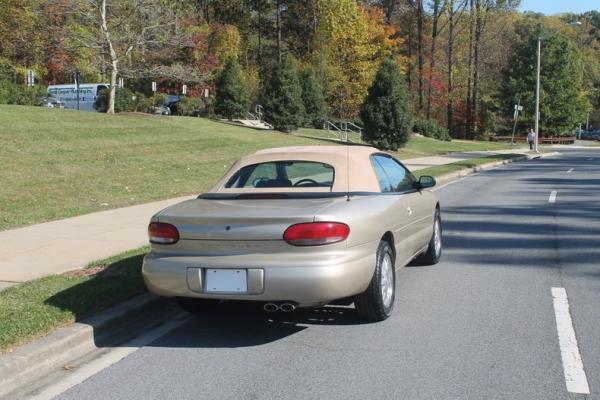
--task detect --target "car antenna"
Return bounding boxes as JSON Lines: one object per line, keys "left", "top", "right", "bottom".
{"left": 346, "top": 141, "right": 350, "bottom": 202}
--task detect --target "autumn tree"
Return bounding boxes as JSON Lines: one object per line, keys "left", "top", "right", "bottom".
{"left": 360, "top": 59, "right": 413, "bottom": 150}
{"left": 0, "top": 0, "right": 45, "bottom": 79}
{"left": 72, "top": 0, "right": 179, "bottom": 114}
{"left": 427, "top": 0, "right": 445, "bottom": 118}
{"left": 313, "top": 1, "right": 399, "bottom": 119}
{"left": 408, "top": 0, "right": 425, "bottom": 112}
{"left": 209, "top": 24, "right": 241, "bottom": 67}
{"left": 444, "top": 0, "right": 467, "bottom": 136}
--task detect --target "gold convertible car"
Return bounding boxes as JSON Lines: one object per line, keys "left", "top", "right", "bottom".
{"left": 143, "top": 145, "right": 441, "bottom": 321}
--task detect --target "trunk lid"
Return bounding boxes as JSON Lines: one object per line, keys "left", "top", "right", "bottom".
{"left": 157, "top": 197, "right": 345, "bottom": 241}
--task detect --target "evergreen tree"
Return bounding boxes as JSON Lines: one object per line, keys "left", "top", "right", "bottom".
{"left": 299, "top": 67, "right": 327, "bottom": 128}
{"left": 215, "top": 57, "right": 248, "bottom": 120}
{"left": 262, "top": 56, "right": 304, "bottom": 132}
{"left": 502, "top": 26, "right": 588, "bottom": 135}
{"left": 360, "top": 59, "right": 413, "bottom": 150}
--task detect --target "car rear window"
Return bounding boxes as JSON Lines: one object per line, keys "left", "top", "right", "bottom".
{"left": 225, "top": 161, "right": 335, "bottom": 189}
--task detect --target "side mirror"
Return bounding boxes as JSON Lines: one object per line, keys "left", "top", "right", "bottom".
{"left": 417, "top": 175, "right": 436, "bottom": 189}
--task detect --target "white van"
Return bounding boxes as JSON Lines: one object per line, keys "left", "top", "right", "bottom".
{"left": 47, "top": 83, "right": 109, "bottom": 111}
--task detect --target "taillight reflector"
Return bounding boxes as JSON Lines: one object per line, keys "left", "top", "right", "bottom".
{"left": 148, "top": 222, "right": 179, "bottom": 244}
{"left": 283, "top": 222, "right": 350, "bottom": 246}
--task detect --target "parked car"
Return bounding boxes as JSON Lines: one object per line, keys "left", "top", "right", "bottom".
{"left": 579, "top": 129, "right": 600, "bottom": 140}
{"left": 150, "top": 104, "right": 171, "bottom": 115}
{"left": 165, "top": 95, "right": 179, "bottom": 115}
{"left": 47, "top": 83, "right": 108, "bottom": 111}
{"left": 142, "top": 146, "right": 442, "bottom": 321}
{"left": 43, "top": 95, "right": 63, "bottom": 108}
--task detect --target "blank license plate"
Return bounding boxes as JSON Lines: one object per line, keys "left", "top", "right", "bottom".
{"left": 205, "top": 269, "right": 247, "bottom": 293}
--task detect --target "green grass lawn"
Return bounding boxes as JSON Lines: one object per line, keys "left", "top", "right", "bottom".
{"left": 1, "top": 106, "right": 323, "bottom": 230}
{"left": 0, "top": 247, "right": 148, "bottom": 353}
{"left": 296, "top": 128, "right": 513, "bottom": 159}
{"left": 415, "top": 154, "right": 524, "bottom": 178}
{"left": 1, "top": 105, "right": 511, "bottom": 230}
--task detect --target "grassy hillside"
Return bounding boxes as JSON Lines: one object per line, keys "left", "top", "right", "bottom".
{"left": 0, "top": 105, "right": 509, "bottom": 230}
{"left": 297, "top": 128, "right": 512, "bottom": 159}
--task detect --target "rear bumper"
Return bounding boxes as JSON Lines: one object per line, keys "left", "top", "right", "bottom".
{"left": 142, "top": 241, "right": 377, "bottom": 307}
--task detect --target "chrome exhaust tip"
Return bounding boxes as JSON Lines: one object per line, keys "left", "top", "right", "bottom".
{"left": 279, "top": 303, "right": 297, "bottom": 312}
{"left": 263, "top": 303, "right": 279, "bottom": 312}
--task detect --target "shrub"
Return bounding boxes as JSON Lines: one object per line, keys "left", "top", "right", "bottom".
{"left": 413, "top": 117, "right": 451, "bottom": 141}
{"left": 132, "top": 92, "right": 152, "bottom": 113}
{"left": 152, "top": 93, "right": 168, "bottom": 108}
{"left": 360, "top": 59, "right": 413, "bottom": 150}
{"left": 215, "top": 57, "right": 248, "bottom": 120}
{"left": 177, "top": 96, "right": 204, "bottom": 116}
{"left": 94, "top": 88, "right": 135, "bottom": 113}
{"left": 262, "top": 56, "right": 304, "bottom": 132}
{"left": 0, "top": 82, "right": 47, "bottom": 106}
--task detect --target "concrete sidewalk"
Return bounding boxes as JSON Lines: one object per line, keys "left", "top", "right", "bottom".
{"left": 0, "top": 196, "right": 191, "bottom": 288}
{"left": 403, "top": 148, "right": 530, "bottom": 171}
{"left": 0, "top": 148, "right": 531, "bottom": 289}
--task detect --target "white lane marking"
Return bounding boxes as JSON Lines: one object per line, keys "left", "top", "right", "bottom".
{"left": 567, "top": 168, "right": 574, "bottom": 174}
{"left": 551, "top": 287, "right": 590, "bottom": 394}
{"left": 25, "top": 314, "right": 191, "bottom": 400}
{"left": 548, "top": 190, "right": 557, "bottom": 203}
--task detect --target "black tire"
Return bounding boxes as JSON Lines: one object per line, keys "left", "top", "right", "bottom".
{"left": 416, "top": 208, "right": 442, "bottom": 265}
{"left": 354, "top": 240, "right": 395, "bottom": 322}
{"left": 176, "top": 297, "right": 219, "bottom": 314}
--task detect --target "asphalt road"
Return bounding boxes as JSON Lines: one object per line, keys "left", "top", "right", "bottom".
{"left": 54, "top": 148, "right": 599, "bottom": 400}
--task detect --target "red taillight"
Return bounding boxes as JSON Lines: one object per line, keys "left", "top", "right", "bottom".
{"left": 148, "top": 222, "right": 179, "bottom": 244}
{"left": 283, "top": 222, "right": 350, "bottom": 246}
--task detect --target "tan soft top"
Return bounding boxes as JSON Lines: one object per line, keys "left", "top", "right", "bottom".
{"left": 209, "top": 145, "right": 388, "bottom": 193}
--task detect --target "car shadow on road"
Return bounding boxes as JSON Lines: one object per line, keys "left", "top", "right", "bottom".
{"left": 43, "top": 258, "right": 370, "bottom": 349}
{"left": 146, "top": 301, "right": 368, "bottom": 349}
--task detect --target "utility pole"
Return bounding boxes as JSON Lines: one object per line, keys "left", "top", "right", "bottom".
{"left": 511, "top": 100, "right": 522, "bottom": 145}
{"left": 75, "top": 70, "right": 81, "bottom": 111}
{"left": 586, "top": 112, "right": 590, "bottom": 131}
{"left": 152, "top": 81, "right": 157, "bottom": 107}
{"left": 534, "top": 37, "right": 541, "bottom": 153}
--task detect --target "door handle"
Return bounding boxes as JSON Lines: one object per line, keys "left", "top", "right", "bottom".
{"left": 406, "top": 206, "right": 413, "bottom": 216}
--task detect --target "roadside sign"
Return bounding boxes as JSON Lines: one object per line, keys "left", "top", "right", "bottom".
{"left": 204, "top": 88, "right": 209, "bottom": 98}
{"left": 74, "top": 71, "right": 81, "bottom": 110}
{"left": 182, "top": 84, "right": 187, "bottom": 95}
{"left": 152, "top": 81, "right": 157, "bottom": 92}
{"left": 511, "top": 100, "right": 522, "bottom": 145}
{"left": 118, "top": 77, "right": 124, "bottom": 88}
{"left": 27, "top": 70, "right": 35, "bottom": 86}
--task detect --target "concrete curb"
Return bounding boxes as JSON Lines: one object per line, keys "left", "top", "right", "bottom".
{"left": 432, "top": 151, "right": 560, "bottom": 186}
{"left": 0, "top": 293, "right": 175, "bottom": 399}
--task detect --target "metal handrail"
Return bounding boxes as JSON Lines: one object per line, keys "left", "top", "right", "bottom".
{"left": 345, "top": 121, "right": 363, "bottom": 134}
{"left": 324, "top": 120, "right": 343, "bottom": 132}
{"left": 324, "top": 120, "right": 362, "bottom": 143}
{"left": 255, "top": 105, "right": 263, "bottom": 120}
